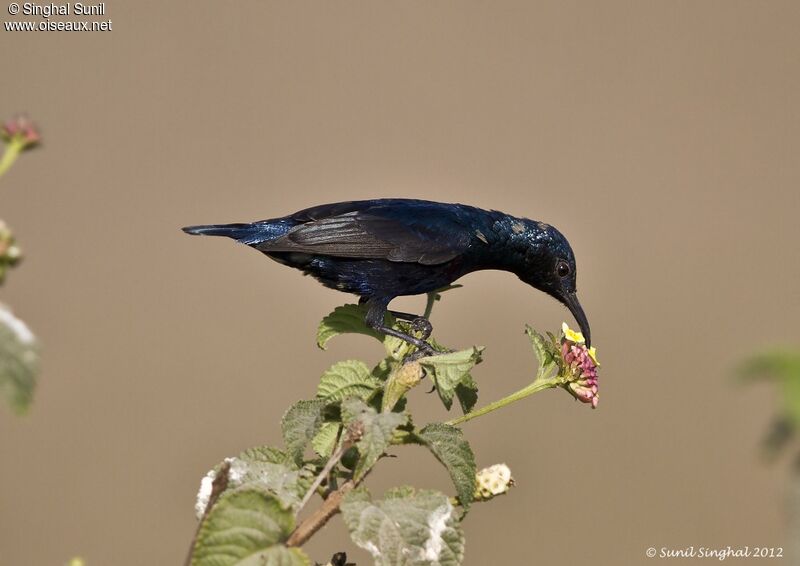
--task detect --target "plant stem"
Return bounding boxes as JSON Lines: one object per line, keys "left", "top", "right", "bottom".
{"left": 287, "top": 480, "right": 355, "bottom": 547}
{"left": 423, "top": 292, "right": 437, "bottom": 319}
{"left": 0, "top": 141, "right": 22, "bottom": 179}
{"left": 297, "top": 436, "right": 352, "bottom": 515}
{"left": 447, "top": 378, "right": 561, "bottom": 426}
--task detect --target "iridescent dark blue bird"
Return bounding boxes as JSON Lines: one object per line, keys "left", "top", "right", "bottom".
{"left": 183, "top": 199, "right": 591, "bottom": 353}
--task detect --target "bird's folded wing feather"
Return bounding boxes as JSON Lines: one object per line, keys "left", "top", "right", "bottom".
{"left": 255, "top": 206, "right": 472, "bottom": 265}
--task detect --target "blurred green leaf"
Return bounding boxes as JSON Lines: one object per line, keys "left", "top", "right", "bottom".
{"left": 738, "top": 351, "right": 800, "bottom": 382}
{"left": 739, "top": 351, "right": 800, "bottom": 425}
{"left": 417, "top": 423, "right": 477, "bottom": 509}
{"left": 340, "top": 486, "right": 465, "bottom": 566}
{"left": 0, "top": 304, "right": 39, "bottom": 414}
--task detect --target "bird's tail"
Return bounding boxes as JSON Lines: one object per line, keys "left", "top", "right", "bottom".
{"left": 182, "top": 223, "right": 268, "bottom": 245}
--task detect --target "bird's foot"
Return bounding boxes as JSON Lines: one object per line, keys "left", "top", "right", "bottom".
{"left": 389, "top": 310, "right": 434, "bottom": 341}
{"left": 409, "top": 317, "right": 433, "bottom": 340}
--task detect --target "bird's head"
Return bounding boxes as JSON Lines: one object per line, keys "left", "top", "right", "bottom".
{"left": 511, "top": 219, "right": 592, "bottom": 347}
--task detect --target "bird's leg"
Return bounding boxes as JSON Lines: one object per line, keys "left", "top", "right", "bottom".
{"left": 388, "top": 310, "right": 433, "bottom": 340}
{"left": 364, "top": 299, "right": 436, "bottom": 356}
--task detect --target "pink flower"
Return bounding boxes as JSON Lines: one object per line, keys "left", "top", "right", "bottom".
{"left": 560, "top": 324, "right": 600, "bottom": 408}
{"left": 2, "top": 116, "right": 41, "bottom": 150}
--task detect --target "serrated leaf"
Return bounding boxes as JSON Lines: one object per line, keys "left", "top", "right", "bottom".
{"left": 419, "top": 348, "right": 483, "bottom": 410}
{"left": 312, "top": 422, "right": 341, "bottom": 458}
{"left": 341, "top": 486, "right": 465, "bottom": 566}
{"left": 281, "top": 399, "right": 327, "bottom": 465}
{"left": 317, "top": 360, "right": 381, "bottom": 402}
{"left": 317, "top": 304, "right": 411, "bottom": 358}
{"left": 341, "top": 398, "right": 407, "bottom": 481}
{"left": 417, "top": 424, "right": 476, "bottom": 509}
{"left": 195, "top": 449, "right": 315, "bottom": 518}
{"left": 525, "top": 325, "right": 559, "bottom": 380}
{"left": 191, "top": 489, "right": 296, "bottom": 566}
{"left": 454, "top": 373, "right": 478, "bottom": 414}
{"left": 228, "top": 451, "right": 315, "bottom": 512}
{"left": 0, "top": 304, "right": 39, "bottom": 414}
{"left": 238, "top": 446, "right": 294, "bottom": 466}
{"left": 317, "top": 304, "right": 387, "bottom": 349}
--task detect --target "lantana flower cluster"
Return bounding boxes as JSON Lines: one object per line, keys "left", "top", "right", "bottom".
{"left": 473, "top": 463, "right": 514, "bottom": 501}
{"left": 560, "top": 322, "right": 600, "bottom": 408}
{"left": 1, "top": 115, "right": 41, "bottom": 151}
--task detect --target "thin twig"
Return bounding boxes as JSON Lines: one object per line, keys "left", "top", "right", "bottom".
{"left": 447, "top": 378, "right": 560, "bottom": 426}
{"left": 297, "top": 437, "right": 353, "bottom": 514}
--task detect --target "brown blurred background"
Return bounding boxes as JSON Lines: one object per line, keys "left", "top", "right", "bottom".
{"left": 1, "top": 1, "right": 799, "bottom": 564}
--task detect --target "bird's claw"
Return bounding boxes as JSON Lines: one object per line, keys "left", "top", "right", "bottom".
{"left": 410, "top": 317, "right": 433, "bottom": 340}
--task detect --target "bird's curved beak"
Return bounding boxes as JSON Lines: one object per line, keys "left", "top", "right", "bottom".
{"left": 564, "top": 292, "right": 591, "bottom": 347}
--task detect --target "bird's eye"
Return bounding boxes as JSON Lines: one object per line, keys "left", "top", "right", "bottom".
{"left": 556, "top": 261, "right": 571, "bottom": 278}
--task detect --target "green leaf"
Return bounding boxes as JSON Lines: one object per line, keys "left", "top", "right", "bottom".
{"left": 238, "top": 446, "right": 295, "bottom": 466}
{"left": 317, "top": 360, "right": 382, "bottom": 402}
{"left": 0, "top": 304, "right": 39, "bottom": 414}
{"left": 372, "top": 357, "right": 396, "bottom": 381}
{"left": 195, "top": 449, "right": 315, "bottom": 518}
{"left": 341, "top": 398, "right": 408, "bottom": 481}
{"left": 281, "top": 399, "right": 327, "bottom": 465}
{"left": 311, "top": 422, "right": 341, "bottom": 458}
{"left": 245, "top": 546, "right": 311, "bottom": 566}
{"left": 417, "top": 424, "right": 477, "bottom": 509}
{"left": 454, "top": 373, "right": 478, "bottom": 414}
{"left": 525, "top": 325, "right": 559, "bottom": 380}
{"left": 419, "top": 348, "right": 483, "bottom": 410}
{"left": 191, "top": 489, "right": 298, "bottom": 566}
{"left": 317, "top": 304, "right": 388, "bottom": 350}
{"left": 316, "top": 304, "right": 413, "bottom": 358}
{"left": 340, "top": 486, "right": 465, "bottom": 566}
{"left": 229, "top": 451, "right": 315, "bottom": 512}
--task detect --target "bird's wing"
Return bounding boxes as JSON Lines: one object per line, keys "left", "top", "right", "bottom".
{"left": 256, "top": 203, "right": 473, "bottom": 265}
